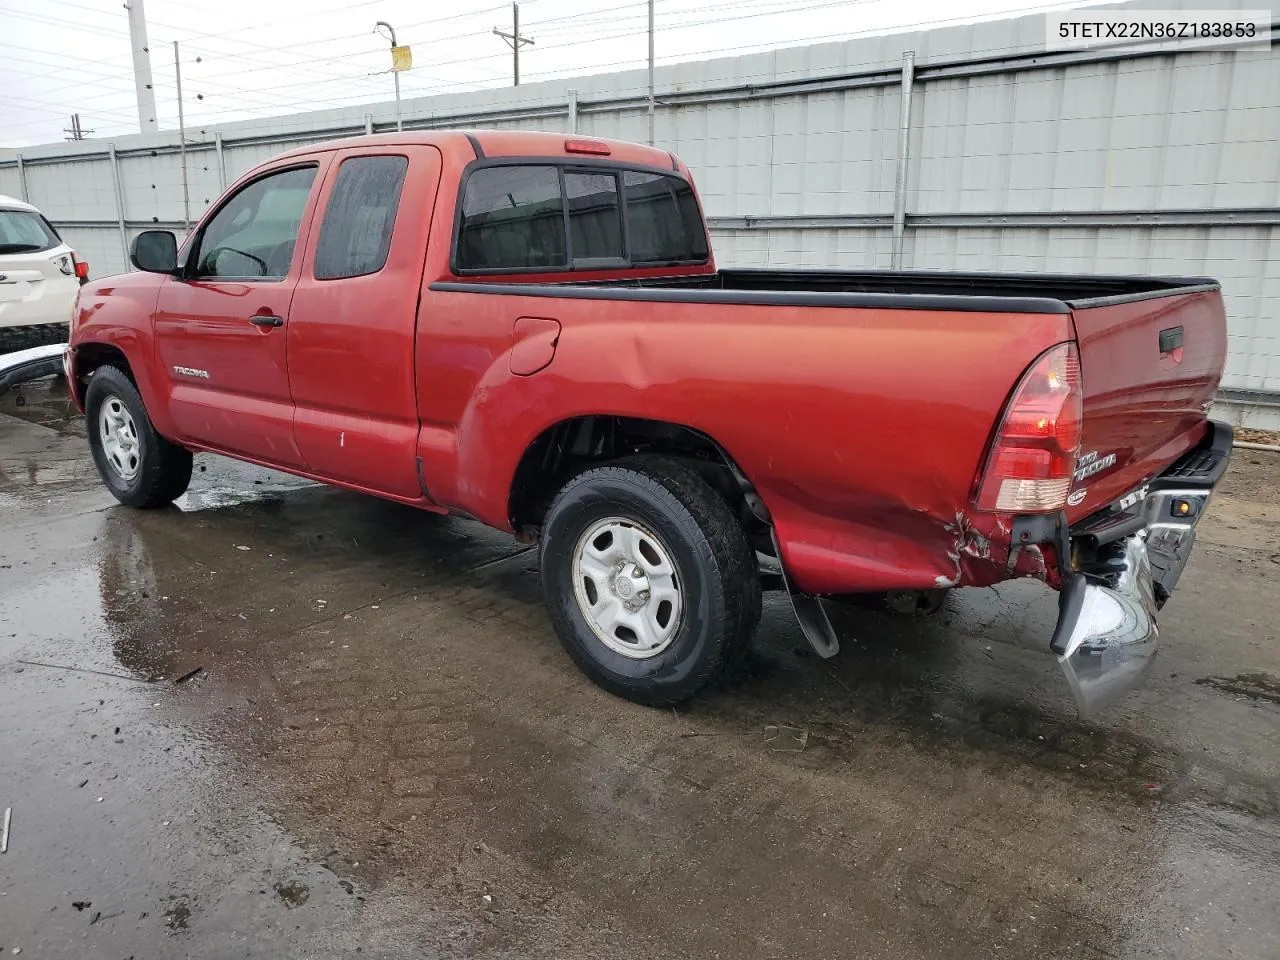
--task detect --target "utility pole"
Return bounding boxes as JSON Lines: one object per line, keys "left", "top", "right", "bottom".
{"left": 124, "top": 0, "right": 159, "bottom": 133}
{"left": 493, "top": 3, "right": 534, "bottom": 86}
{"left": 647, "top": 0, "right": 655, "bottom": 145}
{"left": 64, "top": 113, "right": 94, "bottom": 141}
{"left": 174, "top": 40, "right": 190, "bottom": 230}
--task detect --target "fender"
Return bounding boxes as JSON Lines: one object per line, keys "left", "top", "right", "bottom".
{"left": 70, "top": 272, "right": 178, "bottom": 439}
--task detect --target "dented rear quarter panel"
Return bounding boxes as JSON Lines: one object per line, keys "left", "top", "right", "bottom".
{"left": 415, "top": 280, "right": 1075, "bottom": 595}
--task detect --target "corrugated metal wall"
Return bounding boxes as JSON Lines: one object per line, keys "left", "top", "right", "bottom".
{"left": 2, "top": 0, "right": 1276, "bottom": 412}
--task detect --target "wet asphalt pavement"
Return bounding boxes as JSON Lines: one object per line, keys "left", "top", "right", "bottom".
{"left": 1, "top": 377, "right": 1278, "bottom": 959}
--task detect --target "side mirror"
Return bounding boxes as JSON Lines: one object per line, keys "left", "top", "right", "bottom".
{"left": 130, "top": 230, "right": 178, "bottom": 274}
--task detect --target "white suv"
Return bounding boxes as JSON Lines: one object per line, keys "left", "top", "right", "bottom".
{"left": 0, "top": 194, "right": 86, "bottom": 353}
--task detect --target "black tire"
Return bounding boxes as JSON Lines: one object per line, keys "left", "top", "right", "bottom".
{"left": 539, "top": 456, "right": 761, "bottom": 706}
{"left": 85, "top": 365, "right": 193, "bottom": 508}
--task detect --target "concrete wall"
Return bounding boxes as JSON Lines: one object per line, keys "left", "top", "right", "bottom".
{"left": 3, "top": 0, "right": 1277, "bottom": 418}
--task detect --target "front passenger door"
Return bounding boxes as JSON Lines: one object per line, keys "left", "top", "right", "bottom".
{"left": 154, "top": 162, "right": 326, "bottom": 467}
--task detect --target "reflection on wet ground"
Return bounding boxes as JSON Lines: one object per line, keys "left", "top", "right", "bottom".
{"left": 2, "top": 383, "right": 1279, "bottom": 958}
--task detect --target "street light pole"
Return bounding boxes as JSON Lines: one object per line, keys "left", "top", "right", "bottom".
{"left": 375, "top": 20, "right": 402, "bottom": 131}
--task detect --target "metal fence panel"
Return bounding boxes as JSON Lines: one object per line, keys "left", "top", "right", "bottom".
{"left": 24, "top": 158, "right": 116, "bottom": 221}
{"left": 0, "top": 166, "right": 22, "bottom": 199}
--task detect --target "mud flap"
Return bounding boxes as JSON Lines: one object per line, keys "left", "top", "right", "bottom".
{"left": 770, "top": 530, "right": 839, "bottom": 659}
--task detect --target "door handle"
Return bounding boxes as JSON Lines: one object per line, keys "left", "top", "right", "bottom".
{"left": 250, "top": 314, "right": 284, "bottom": 328}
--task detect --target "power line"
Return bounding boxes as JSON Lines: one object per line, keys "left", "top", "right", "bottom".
{"left": 522, "top": 0, "right": 1111, "bottom": 81}
{"left": 143, "top": 0, "right": 389, "bottom": 44}
{"left": 0, "top": 93, "right": 139, "bottom": 124}
{"left": 0, "top": 6, "right": 128, "bottom": 40}
{"left": 2, "top": 0, "right": 1116, "bottom": 146}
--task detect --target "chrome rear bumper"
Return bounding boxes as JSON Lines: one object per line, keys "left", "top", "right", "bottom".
{"left": 1051, "top": 422, "right": 1231, "bottom": 718}
{"left": 1056, "top": 534, "right": 1160, "bottom": 718}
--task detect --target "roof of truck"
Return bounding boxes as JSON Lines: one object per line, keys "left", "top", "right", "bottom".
{"left": 273, "top": 129, "right": 681, "bottom": 173}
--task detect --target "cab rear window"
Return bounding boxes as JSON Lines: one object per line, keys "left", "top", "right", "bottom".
{"left": 0, "top": 209, "right": 61, "bottom": 254}
{"left": 455, "top": 163, "right": 707, "bottom": 273}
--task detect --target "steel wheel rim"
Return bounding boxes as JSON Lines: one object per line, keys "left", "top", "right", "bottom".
{"left": 571, "top": 516, "right": 683, "bottom": 659}
{"left": 98, "top": 395, "right": 141, "bottom": 481}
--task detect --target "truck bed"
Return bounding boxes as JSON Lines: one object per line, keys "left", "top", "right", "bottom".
{"left": 697, "top": 268, "right": 1219, "bottom": 307}
{"left": 433, "top": 266, "right": 1227, "bottom": 530}
{"left": 436, "top": 267, "right": 1218, "bottom": 313}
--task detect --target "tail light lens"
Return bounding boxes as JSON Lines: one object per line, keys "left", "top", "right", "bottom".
{"left": 74, "top": 255, "right": 90, "bottom": 283}
{"left": 975, "top": 342, "right": 1082, "bottom": 513}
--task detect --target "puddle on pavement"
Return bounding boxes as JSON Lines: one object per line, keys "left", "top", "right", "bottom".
{"left": 5, "top": 402, "right": 1280, "bottom": 958}
{"left": 272, "top": 880, "right": 310, "bottom": 909}
{"left": 177, "top": 459, "right": 316, "bottom": 512}
{"left": 49, "top": 489, "right": 1203, "bottom": 958}
{"left": 1196, "top": 672, "right": 1280, "bottom": 706}
{"left": 0, "top": 374, "right": 79, "bottom": 429}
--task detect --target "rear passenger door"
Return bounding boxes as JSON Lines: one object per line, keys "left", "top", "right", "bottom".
{"left": 288, "top": 145, "right": 442, "bottom": 499}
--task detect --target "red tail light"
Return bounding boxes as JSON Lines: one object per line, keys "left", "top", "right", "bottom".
{"left": 975, "top": 342, "right": 1082, "bottom": 513}
{"left": 74, "top": 255, "right": 90, "bottom": 283}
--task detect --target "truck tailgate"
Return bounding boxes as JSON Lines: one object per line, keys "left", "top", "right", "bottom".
{"left": 1066, "top": 286, "right": 1227, "bottom": 521}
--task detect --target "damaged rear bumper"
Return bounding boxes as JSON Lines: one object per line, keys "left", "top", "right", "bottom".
{"left": 1050, "top": 421, "right": 1232, "bottom": 718}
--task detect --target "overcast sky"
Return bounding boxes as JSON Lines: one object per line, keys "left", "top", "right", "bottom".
{"left": 2, "top": 0, "right": 1115, "bottom": 147}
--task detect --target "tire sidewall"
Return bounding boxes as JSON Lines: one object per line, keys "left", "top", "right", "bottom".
{"left": 541, "top": 471, "right": 728, "bottom": 699}
{"left": 85, "top": 368, "right": 153, "bottom": 503}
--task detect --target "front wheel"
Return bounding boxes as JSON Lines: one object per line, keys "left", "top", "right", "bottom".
{"left": 539, "top": 456, "right": 761, "bottom": 706}
{"left": 85, "top": 365, "right": 192, "bottom": 508}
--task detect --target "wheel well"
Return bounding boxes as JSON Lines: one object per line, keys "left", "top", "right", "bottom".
{"left": 508, "top": 415, "right": 771, "bottom": 544}
{"left": 73, "top": 343, "right": 132, "bottom": 405}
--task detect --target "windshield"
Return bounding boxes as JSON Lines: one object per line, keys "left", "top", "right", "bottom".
{"left": 0, "top": 208, "right": 61, "bottom": 254}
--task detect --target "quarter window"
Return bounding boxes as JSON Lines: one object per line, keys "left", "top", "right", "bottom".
{"left": 457, "top": 166, "right": 566, "bottom": 271}
{"left": 314, "top": 155, "right": 408, "bottom": 280}
{"left": 194, "top": 166, "right": 317, "bottom": 280}
{"left": 623, "top": 171, "right": 708, "bottom": 263}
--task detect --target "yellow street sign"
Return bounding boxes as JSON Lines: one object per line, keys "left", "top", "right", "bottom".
{"left": 391, "top": 45, "right": 412, "bottom": 72}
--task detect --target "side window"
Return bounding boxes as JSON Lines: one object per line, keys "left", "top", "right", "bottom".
{"left": 564, "top": 171, "right": 623, "bottom": 262}
{"left": 313, "top": 155, "right": 408, "bottom": 280}
{"left": 194, "top": 165, "right": 317, "bottom": 280}
{"left": 457, "top": 166, "right": 566, "bottom": 271}
{"left": 623, "top": 171, "right": 709, "bottom": 264}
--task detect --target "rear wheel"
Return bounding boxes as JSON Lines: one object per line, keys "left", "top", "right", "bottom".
{"left": 540, "top": 456, "right": 761, "bottom": 705}
{"left": 86, "top": 365, "right": 192, "bottom": 508}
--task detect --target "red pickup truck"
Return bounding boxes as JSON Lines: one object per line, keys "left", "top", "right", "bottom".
{"left": 66, "top": 130, "right": 1231, "bottom": 718}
